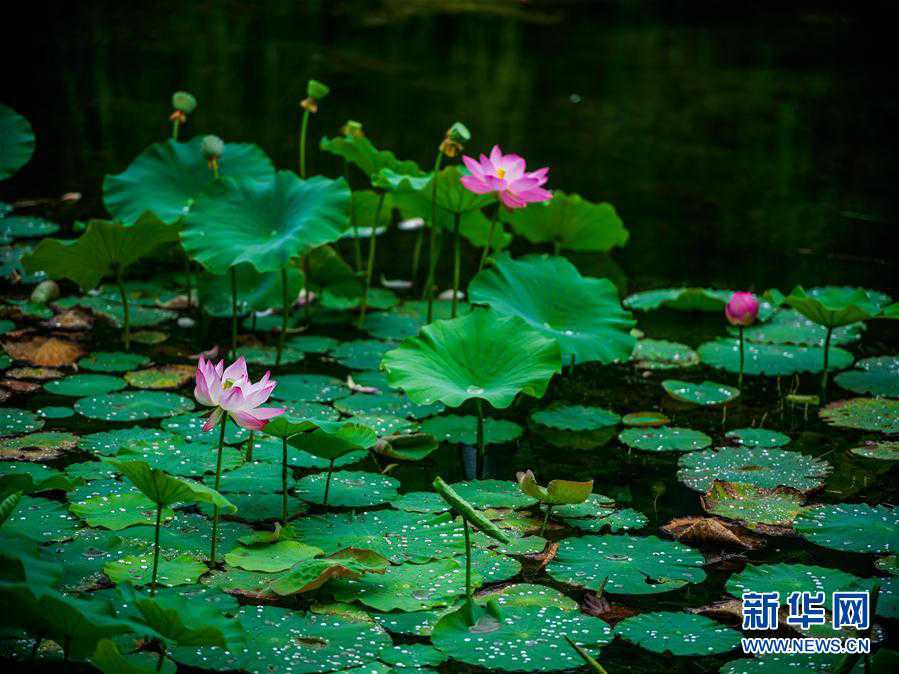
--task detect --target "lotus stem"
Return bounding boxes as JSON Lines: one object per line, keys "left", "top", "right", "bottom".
{"left": 155, "top": 651, "right": 166, "bottom": 673}
{"left": 424, "top": 151, "right": 444, "bottom": 323}
{"left": 821, "top": 326, "right": 833, "bottom": 403}
{"left": 303, "top": 255, "right": 311, "bottom": 323}
{"left": 230, "top": 267, "right": 238, "bottom": 359}
{"left": 358, "top": 192, "right": 386, "bottom": 328}
{"left": 475, "top": 399, "right": 485, "bottom": 479}
{"left": 281, "top": 437, "right": 288, "bottom": 522}
{"left": 115, "top": 266, "right": 131, "bottom": 351}
{"left": 411, "top": 228, "right": 424, "bottom": 286}
{"left": 151, "top": 502, "right": 162, "bottom": 596}
{"left": 299, "top": 108, "right": 310, "bottom": 179}
{"left": 276, "top": 267, "right": 289, "bottom": 366}
{"left": 246, "top": 430, "right": 254, "bottom": 461}
{"left": 345, "top": 160, "right": 362, "bottom": 271}
{"left": 209, "top": 416, "right": 227, "bottom": 565}
{"left": 323, "top": 458, "right": 335, "bottom": 506}
{"left": 184, "top": 257, "right": 193, "bottom": 311}
{"left": 553, "top": 240, "right": 561, "bottom": 257}
{"left": 738, "top": 325, "right": 745, "bottom": 389}
{"left": 478, "top": 205, "right": 499, "bottom": 273}
{"left": 539, "top": 504, "right": 553, "bottom": 537}
{"left": 462, "top": 517, "right": 475, "bottom": 626}
{"left": 451, "top": 212, "right": 461, "bottom": 318}
{"left": 172, "top": 119, "right": 180, "bottom": 141}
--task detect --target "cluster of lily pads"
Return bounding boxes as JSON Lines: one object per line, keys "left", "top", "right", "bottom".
{"left": 2, "top": 90, "right": 899, "bottom": 674}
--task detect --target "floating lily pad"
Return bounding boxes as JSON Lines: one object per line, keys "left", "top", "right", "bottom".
{"left": 625, "top": 287, "right": 736, "bottom": 312}
{"left": 0, "top": 408, "right": 44, "bottom": 437}
{"left": 270, "top": 374, "right": 350, "bottom": 403}
{"left": 622, "top": 411, "right": 670, "bottom": 427}
{"left": 269, "top": 549, "right": 390, "bottom": 596}
{"left": 295, "top": 471, "right": 400, "bottom": 507}
{"left": 390, "top": 491, "right": 449, "bottom": 514}
{"left": 547, "top": 534, "right": 706, "bottom": 594}
{"left": 835, "top": 356, "right": 899, "bottom": 398}
{"left": 104, "top": 553, "right": 207, "bottom": 587}
{"left": 44, "top": 374, "right": 126, "bottom": 397}
{"left": 615, "top": 612, "right": 741, "bottom": 656}
{"left": 162, "top": 413, "right": 248, "bottom": 445}
{"left": 678, "top": 447, "right": 831, "bottom": 493}
{"left": 334, "top": 392, "right": 444, "bottom": 419}
{"left": 0, "top": 431, "right": 79, "bottom": 460}
{"left": 124, "top": 365, "right": 195, "bottom": 390}
{"left": 720, "top": 655, "right": 843, "bottom": 673}
{"left": 79, "top": 427, "right": 178, "bottom": 456}
{"left": 209, "top": 461, "right": 283, "bottom": 494}
{"left": 37, "top": 406, "right": 74, "bottom": 419}
{"left": 118, "top": 436, "right": 243, "bottom": 477}
{"left": 619, "top": 427, "right": 711, "bottom": 452}
{"left": 725, "top": 428, "right": 790, "bottom": 448}
{"left": 78, "top": 352, "right": 150, "bottom": 373}
{"left": 449, "top": 480, "right": 536, "bottom": 510}
{"left": 701, "top": 482, "right": 804, "bottom": 531}
{"left": 70, "top": 491, "right": 173, "bottom": 531}
{"left": 733, "top": 308, "right": 863, "bottom": 346}
{"left": 554, "top": 495, "right": 649, "bottom": 534}
{"left": 420, "top": 414, "right": 522, "bottom": 445}
{"left": 286, "top": 335, "right": 339, "bottom": 353}
{"left": 234, "top": 344, "right": 305, "bottom": 366}
{"left": 1, "top": 216, "right": 59, "bottom": 241}
{"left": 819, "top": 398, "right": 899, "bottom": 434}
{"left": 726, "top": 562, "right": 867, "bottom": 605}
{"left": 851, "top": 440, "right": 899, "bottom": 461}
{"left": 698, "top": 339, "right": 854, "bottom": 376}
{"left": 4, "top": 495, "right": 80, "bottom": 541}
{"left": 347, "top": 413, "right": 416, "bottom": 436}
{"left": 280, "top": 401, "right": 341, "bottom": 423}
{"left": 200, "top": 492, "right": 308, "bottom": 523}
{"left": 794, "top": 503, "right": 898, "bottom": 554}
{"left": 224, "top": 540, "right": 322, "bottom": 572}
{"left": 530, "top": 404, "right": 620, "bottom": 431}
{"left": 0, "top": 461, "right": 79, "bottom": 494}
{"left": 75, "top": 391, "right": 194, "bottom": 422}
{"left": 362, "top": 311, "right": 421, "bottom": 340}
{"left": 332, "top": 340, "right": 395, "bottom": 370}
{"left": 634, "top": 339, "right": 700, "bottom": 369}
{"left": 379, "top": 643, "right": 447, "bottom": 669}
{"left": 662, "top": 380, "right": 740, "bottom": 406}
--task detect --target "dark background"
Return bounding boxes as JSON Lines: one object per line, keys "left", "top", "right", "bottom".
{"left": 2, "top": 0, "right": 897, "bottom": 295}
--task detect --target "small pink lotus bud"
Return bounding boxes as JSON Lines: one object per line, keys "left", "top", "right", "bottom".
{"left": 725, "top": 292, "right": 760, "bottom": 326}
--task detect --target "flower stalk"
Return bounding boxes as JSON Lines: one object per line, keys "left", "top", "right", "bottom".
{"left": 358, "top": 192, "right": 386, "bottom": 328}
{"left": 209, "top": 416, "right": 227, "bottom": 565}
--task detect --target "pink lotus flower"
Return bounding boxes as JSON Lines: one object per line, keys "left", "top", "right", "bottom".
{"left": 725, "top": 292, "right": 760, "bottom": 327}
{"left": 194, "top": 356, "right": 285, "bottom": 431}
{"left": 460, "top": 145, "right": 552, "bottom": 209}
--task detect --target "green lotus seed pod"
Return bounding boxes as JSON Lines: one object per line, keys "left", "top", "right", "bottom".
{"left": 307, "top": 79, "right": 330, "bottom": 100}
{"left": 447, "top": 122, "right": 471, "bottom": 143}
{"left": 343, "top": 120, "right": 363, "bottom": 137}
{"left": 30, "top": 280, "right": 60, "bottom": 304}
{"left": 201, "top": 135, "right": 225, "bottom": 159}
{"left": 172, "top": 91, "right": 197, "bottom": 114}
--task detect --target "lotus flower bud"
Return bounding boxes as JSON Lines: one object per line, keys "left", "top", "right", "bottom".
{"left": 307, "top": 79, "right": 330, "bottom": 100}
{"left": 201, "top": 135, "right": 225, "bottom": 160}
{"left": 172, "top": 91, "right": 197, "bottom": 114}
{"left": 725, "top": 292, "right": 759, "bottom": 327}
{"left": 30, "top": 280, "right": 60, "bottom": 304}
{"left": 440, "top": 122, "right": 470, "bottom": 158}
{"left": 342, "top": 120, "right": 364, "bottom": 138}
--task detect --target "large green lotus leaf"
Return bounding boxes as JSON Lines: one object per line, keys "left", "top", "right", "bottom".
{"left": 465, "top": 548, "right": 521, "bottom": 583}
{"left": 383, "top": 308, "right": 561, "bottom": 409}
{"left": 133, "top": 512, "right": 250, "bottom": 558}
{"left": 321, "top": 133, "right": 424, "bottom": 181}
{"left": 3, "top": 495, "right": 80, "bottom": 541}
{"left": 726, "top": 562, "right": 867, "bottom": 606}
{"left": 725, "top": 428, "right": 791, "bottom": 448}
{"left": 22, "top": 215, "right": 178, "bottom": 290}
{"left": 269, "top": 548, "right": 389, "bottom": 596}
{"left": 0, "top": 408, "right": 44, "bottom": 437}
{"left": 470, "top": 254, "right": 635, "bottom": 365}
{"left": 333, "top": 392, "right": 444, "bottom": 419}
{"left": 784, "top": 285, "right": 891, "bottom": 328}
{"left": 625, "top": 287, "right": 735, "bottom": 312}
{"left": 70, "top": 491, "right": 174, "bottom": 530}
{"left": 615, "top": 612, "right": 740, "bottom": 656}
{"left": 619, "top": 426, "right": 711, "bottom": 452}
{"left": 197, "top": 264, "right": 304, "bottom": 317}
{"left": 698, "top": 338, "right": 853, "bottom": 376}
{"left": 420, "top": 414, "right": 522, "bottom": 445}
{"left": 379, "top": 643, "right": 446, "bottom": 669}
{"left": 701, "top": 482, "right": 804, "bottom": 532}
{"left": 270, "top": 374, "right": 350, "bottom": 403}
{"left": 547, "top": 534, "right": 706, "bottom": 594}
{"left": 731, "top": 308, "right": 863, "bottom": 346}
{"left": 171, "top": 605, "right": 390, "bottom": 673}
{"left": 44, "top": 374, "right": 126, "bottom": 397}
{"left": 79, "top": 351, "right": 151, "bottom": 373}
{"left": 75, "top": 391, "right": 194, "bottom": 422}
{"left": 851, "top": 440, "right": 899, "bottom": 461}
{"left": 819, "top": 398, "right": 899, "bottom": 434}
{"left": 633, "top": 338, "right": 700, "bottom": 369}
{"left": 181, "top": 172, "right": 350, "bottom": 274}
{"left": 104, "top": 553, "right": 207, "bottom": 587}
{"left": 678, "top": 447, "right": 831, "bottom": 493}
{"left": 479, "top": 583, "right": 579, "bottom": 611}
{"left": 286, "top": 510, "right": 464, "bottom": 564}
{"left": 332, "top": 557, "right": 476, "bottom": 611}
{"left": 0, "top": 461, "right": 80, "bottom": 495}
{"left": 1, "top": 216, "right": 60, "bottom": 241}
{"left": 0, "top": 104, "right": 35, "bottom": 180}
{"left": 501, "top": 190, "right": 627, "bottom": 252}
{"left": 79, "top": 427, "right": 175, "bottom": 456}
{"left": 295, "top": 470, "right": 399, "bottom": 507}
{"left": 105, "top": 457, "right": 235, "bottom": 511}
{"left": 160, "top": 414, "right": 249, "bottom": 446}
{"left": 199, "top": 492, "right": 308, "bottom": 523}
{"left": 530, "top": 403, "right": 620, "bottom": 431}
{"left": 392, "top": 164, "right": 494, "bottom": 219}
{"left": 207, "top": 461, "right": 283, "bottom": 494}
{"left": 104, "top": 137, "right": 275, "bottom": 225}
{"left": 432, "top": 600, "right": 611, "bottom": 672}
{"left": 662, "top": 379, "right": 740, "bottom": 406}
{"left": 835, "top": 356, "right": 899, "bottom": 397}
{"left": 448, "top": 479, "right": 536, "bottom": 510}
{"left": 794, "top": 503, "right": 897, "bottom": 554}
{"left": 224, "top": 540, "right": 321, "bottom": 572}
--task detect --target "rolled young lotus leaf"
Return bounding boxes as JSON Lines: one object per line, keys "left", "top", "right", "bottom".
{"left": 517, "top": 469, "right": 593, "bottom": 506}
{"left": 432, "top": 476, "right": 509, "bottom": 545}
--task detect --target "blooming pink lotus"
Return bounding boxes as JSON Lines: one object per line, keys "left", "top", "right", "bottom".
{"left": 461, "top": 145, "right": 551, "bottom": 209}
{"left": 725, "top": 292, "right": 760, "bottom": 327}
{"left": 194, "top": 356, "right": 285, "bottom": 431}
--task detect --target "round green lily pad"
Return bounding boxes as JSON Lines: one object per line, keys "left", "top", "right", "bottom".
{"left": 619, "top": 426, "right": 711, "bottom": 452}
{"left": 634, "top": 339, "right": 700, "bottom": 369}
{"left": 615, "top": 612, "right": 741, "bottom": 656}
{"left": 210, "top": 461, "right": 283, "bottom": 494}
{"left": 372, "top": 608, "right": 452, "bottom": 637}
{"left": 530, "top": 404, "right": 620, "bottom": 431}
{"left": 835, "top": 356, "right": 899, "bottom": 398}
{"left": 347, "top": 413, "right": 416, "bottom": 436}
{"left": 557, "top": 500, "right": 649, "bottom": 534}
{"left": 794, "top": 503, "right": 898, "bottom": 554}
{"left": 851, "top": 440, "right": 899, "bottom": 461}
{"left": 78, "top": 351, "right": 151, "bottom": 372}
{"left": 449, "top": 480, "right": 536, "bottom": 509}
{"left": 280, "top": 401, "right": 341, "bottom": 423}
{"left": 295, "top": 470, "right": 400, "bottom": 507}
{"left": 725, "top": 428, "right": 790, "bottom": 448}
{"left": 467, "top": 548, "right": 522, "bottom": 583}
{"left": 820, "top": 398, "right": 899, "bottom": 434}
{"left": 363, "top": 312, "right": 421, "bottom": 341}
{"left": 70, "top": 491, "right": 173, "bottom": 531}
{"left": 224, "top": 540, "right": 322, "bottom": 572}
{"left": 75, "top": 391, "right": 194, "bottom": 422}
{"left": 334, "top": 392, "right": 443, "bottom": 419}
{"left": 701, "top": 482, "right": 804, "bottom": 531}
{"left": 547, "top": 534, "right": 706, "bottom": 595}
{"left": 482, "top": 583, "right": 579, "bottom": 611}
{"left": 37, "top": 406, "right": 74, "bottom": 419}
{"left": 0, "top": 408, "right": 44, "bottom": 437}
{"left": 44, "top": 374, "right": 126, "bottom": 397}
{"left": 0, "top": 431, "right": 79, "bottom": 458}
{"left": 390, "top": 491, "right": 449, "bottom": 514}
{"left": 332, "top": 340, "right": 394, "bottom": 370}
{"left": 78, "top": 427, "right": 177, "bottom": 456}
{"left": 726, "top": 562, "right": 867, "bottom": 605}
{"left": 104, "top": 553, "right": 207, "bottom": 587}
{"left": 720, "top": 655, "right": 843, "bottom": 673}
{"left": 733, "top": 308, "right": 863, "bottom": 346}
{"left": 123, "top": 366, "right": 194, "bottom": 390}
{"left": 662, "top": 379, "right": 740, "bottom": 406}
{"left": 624, "top": 287, "right": 735, "bottom": 312}
{"left": 162, "top": 413, "right": 248, "bottom": 444}
{"left": 270, "top": 374, "right": 350, "bottom": 403}
{"left": 379, "top": 643, "right": 446, "bottom": 669}
{"left": 285, "top": 335, "right": 339, "bottom": 353}
{"left": 234, "top": 344, "right": 305, "bottom": 366}
{"left": 200, "top": 492, "right": 308, "bottom": 523}
{"left": 421, "top": 414, "right": 522, "bottom": 445}
{"left": 4, "top": 495, "right": 80, "bottom": 541}
{"left": 120, "top": 436, "right": 244, "bottom": 477}
{"left": 698, "top": 339, "right": 854, "bottom": 376}
{"left": 622, "top": 411, "right": 670, "bottom": 427}
{"left": 678, "top": 446, "right": 831, "bottom": 493}
{"left": 0, "top": 216, "right": 59, "bottom": 240}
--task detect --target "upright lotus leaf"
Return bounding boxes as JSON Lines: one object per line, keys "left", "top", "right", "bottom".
{"left": 785, "top": 285, "right": 889, "bottom": 328}
{"left": 469, "top": 253, "right": 635, "bottom": 365}
{"left": 501, "top": 190, "right": 628, "bottom": 253}
{"left": 518, "top": 469, "right": 592, "bottom": 536}
{"left": 103, "top": 137, "right": 275, "bottom": 225}
{"left": 0, "top": 104, "right": 35, "bottom": 180}
{"left": 321, "top": 133, "right": 424, "bottom": 183}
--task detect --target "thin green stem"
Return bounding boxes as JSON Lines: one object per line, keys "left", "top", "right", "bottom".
{"left": 281, "top": 437, "right": 289, "bottom": 522}
{"left": 115, "top": 267, "right": 131, "bottom": 351}
{"left": 299, "top": 109, "right": 310, "bottom": 178}
{"left": 172, "top": 119, "right": 180, "bottom": 141}
{"left": 345, "top": 160, "right": 362, "bottom": 271}
{"left": 553, "top": 239, "right": 561, "bottom": 256}
{"left": 451, "top": 212, "right": 461, "bottom": 318}
{"left": 411, "top": 227, "right": 424, "bottom": 285}
{"left": 303, "top": 255, "right": 311, "bottom": 322}
{"left": 821, "top": 326, "right": 833, "bottom": 402}
{"left": 151, "top": 502, "right": 162, "bottom": 596}
{"left": 156, "top": 650, "right": 166, "bottom": 673}
{"left": 276, "top": 267, "right": 289, "bottom": 366}
{"left": 230, "top": 267, "right": 238, "bottom": 359}
{"left": 463, "top": 517, "right": 475, "bottom": 626}
{"left": 478, "top": 205, "right": 499, "bottom": 273}
{"left": 209, "top": 416, "right": 227, "bottom": 565}
{"left": 424, "top": 152, "right": 444, "bottom": 323}
{"left": 539, "top": 505, "right": 553, "bottom": 537}
{"left": 246, "top": 430, "right": 254, "bottom": 461}
{"left": 475, "top": 399, "right": 485, "bottom": 479}
{"left": 358, "top": 192, "right": 386, "bottom": 328}
{"left": 738, "top": 326, "right": 745, "bottom": 389}
{"left": 323, "top": 458, "right": 335, "bottom": 506}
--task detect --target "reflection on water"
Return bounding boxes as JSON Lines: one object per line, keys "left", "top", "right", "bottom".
{"left": 2, "top": 1, "right": 897, "bottom": 294}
